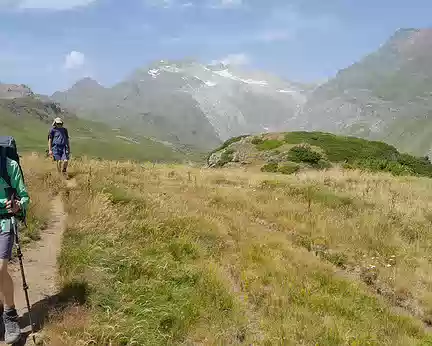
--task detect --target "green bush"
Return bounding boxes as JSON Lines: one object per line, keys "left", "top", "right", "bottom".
{"left": 218, "top": 149, "right": 235, "bottom": 167}
{"left": 261, "top": 162, "right": 279, "bottom": 173}
{"left": 352, "top": 159, "right": 414, "bottom": 176}
{"left": 256, "top": 139, "right": 283, "bottom": 151}
{"left": 288, "top": 145, "right": 323, "bottom": 165}
{"left": 278, "top": 163, "right": 300, "bottom": 175}
{"left": 251, "top": 137, "right": 263, "bottom": 145}
{"left": 397, "top": 154, "right": 432, "bottom": 178}
{"left": 284, "top": 131, "right": 399, "bottom": 163}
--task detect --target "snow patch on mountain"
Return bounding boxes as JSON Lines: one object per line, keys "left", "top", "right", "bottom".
{"left": 148, "top": 69, "right": 160, "bottom": 78}
{"left": 213, "top": 69, "right": 268, "bottom": 86}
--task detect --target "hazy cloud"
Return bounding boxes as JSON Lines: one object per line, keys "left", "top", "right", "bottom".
{"left": 219, "top": 53, "right": 250, "bottom": 65}
{"left": 64, "top": 51, "right": 85, "bottom": 70}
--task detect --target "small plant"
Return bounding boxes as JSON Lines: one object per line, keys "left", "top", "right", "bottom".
{"left": 251, "top": 137, "right": 263, "bottom": 145}
{"left": 261, "top": 162, "right": 279, "bottom": 173}
{"left": 278, "top": 163, "right": 300, "bottom": 175}
{"left": 288, "top": 145, "right": 323, "bottom": 165}
{"left": 322, "top": 252, "right": 349, "bottom": 269}
{"left": 218, "top": 149, "right": 235, "bottom": 167}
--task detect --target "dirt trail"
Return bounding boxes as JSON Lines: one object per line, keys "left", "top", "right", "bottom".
{"left": 0, "top": 178, "right": 77, "bottom": 345}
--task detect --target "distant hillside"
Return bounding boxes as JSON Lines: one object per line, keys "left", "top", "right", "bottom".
{"left": 208, "top": 131, "right": 432, "bottom": 178}
{"left": 303, "top": 28, "right": 432, "bottom": 156}
{"left": 0, "top": 85, "right": 193, "bottom": 163}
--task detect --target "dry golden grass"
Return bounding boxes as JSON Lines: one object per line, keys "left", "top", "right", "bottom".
{"left": 39, "top": 156, "right": 432, "bottom": 345}
{"left": 19, "top": 154, "right": 63, "bottom": 244}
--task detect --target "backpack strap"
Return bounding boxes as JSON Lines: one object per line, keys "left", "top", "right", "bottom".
{"left": 0, "top": 147, "right": 13, "bottom": 199}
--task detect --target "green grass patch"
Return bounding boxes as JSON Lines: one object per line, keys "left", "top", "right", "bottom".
{"left": 256, "top": 139, "right": 283, "bottom": 151}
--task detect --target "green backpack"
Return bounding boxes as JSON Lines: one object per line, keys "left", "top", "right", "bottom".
{"left": 0, "top": 136, "right": 26, "bottom": 219}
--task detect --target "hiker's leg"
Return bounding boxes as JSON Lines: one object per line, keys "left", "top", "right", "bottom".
{"left": 0, "top": 229, "right": 20, "bottom": 344}
{"left": 0, "top": 228, "right": 15, "bottom": 309}
{"left": 53, "top": 147, "right": 62, "bottom": 173}
{"left": 62, "top": 148, "right": 69, "bottom": 173}
{"left": 0, "top": 260, "right": 15, "bottom": 309}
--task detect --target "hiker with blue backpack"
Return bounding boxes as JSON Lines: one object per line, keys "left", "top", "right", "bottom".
{"left": 0, "top": 137, "right": 31, "bottom": 344}
{"left": 48, "top": 117, "right": 71, "bottom": 177}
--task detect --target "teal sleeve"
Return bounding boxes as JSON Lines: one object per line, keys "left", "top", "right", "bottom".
{"left": 6, "top": 160, "right": 30, "bottom": 212}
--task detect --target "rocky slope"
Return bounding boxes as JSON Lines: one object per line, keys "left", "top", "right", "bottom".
{"left": 0, "top": 83, "right": 72, "bottom": 122}
{"left": 302, "top": 28, "right": 432, "bottom": 156}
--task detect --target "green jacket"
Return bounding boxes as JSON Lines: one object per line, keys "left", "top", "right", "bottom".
{"left": 0, "top": 158, "right": 30, "bottom": 217}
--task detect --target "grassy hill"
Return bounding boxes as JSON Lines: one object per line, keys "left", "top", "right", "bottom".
{"left": 0, "top": 97, "right": 196, "bottom": 163}
{"left": 208, "top": 131, "right": 432, "bottom": 178}
{"left": 23, "top": 155, "right": 432, "bottom": 345}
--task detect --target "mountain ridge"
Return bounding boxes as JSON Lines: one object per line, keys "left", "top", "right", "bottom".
{"left": 51, "top": 59, "right": 314, "bottom": 150}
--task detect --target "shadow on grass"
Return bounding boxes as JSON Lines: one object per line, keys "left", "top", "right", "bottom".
{"left": 0, "top": 280, "right": 89, "bottom": 345}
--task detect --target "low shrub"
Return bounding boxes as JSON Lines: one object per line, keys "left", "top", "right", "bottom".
{"left": 261, "top": 162, "right": 279, "bottom": 173}
{"left": 278, "top": 163, "right": 300, "bottom": 175}
{"left": 288, "top": 145, "right": 323, "bottom": 165}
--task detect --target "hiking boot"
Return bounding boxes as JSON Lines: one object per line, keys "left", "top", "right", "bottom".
{"left": 3, "top": 309, "right": 21, "bottom": 344}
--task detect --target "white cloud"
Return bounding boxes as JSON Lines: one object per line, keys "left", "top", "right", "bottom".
{"left": 64, "top": 51, "right": 85, "bottom": 70}
{"left": 17, "top": 0, "right": 95, "bottom": 10}
{"left": 219, "top": 53, "right": 250, "bottom": 66}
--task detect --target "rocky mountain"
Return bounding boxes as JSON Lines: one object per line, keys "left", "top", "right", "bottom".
{"left": 0, "top": 83, "right": 34, "bottom": 99}
{"left": 302, "top": 28, "right": 432, "bottom": 156}
{"left": 51, "top": 60, "right": 314, "bottom": 151}
{"left": 0, "top": 83, "right": 73, "bottom": 122}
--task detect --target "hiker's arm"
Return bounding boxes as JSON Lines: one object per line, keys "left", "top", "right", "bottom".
{"left": 48, "top": 129, "right": 54, "bottom": 153}
{"left": 66, "top": 128, "right": 71, "bottom": 152}
{"left": 7, "top": 160, "right": 29, "bottom": 212}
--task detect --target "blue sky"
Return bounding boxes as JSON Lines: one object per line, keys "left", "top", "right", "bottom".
{"left": 0, "top": 0, "right": 431, "bottom": 94}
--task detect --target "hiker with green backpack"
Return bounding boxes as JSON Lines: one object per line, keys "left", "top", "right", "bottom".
{"left": 0, "top": 136, "right": 30, "bottom": 344}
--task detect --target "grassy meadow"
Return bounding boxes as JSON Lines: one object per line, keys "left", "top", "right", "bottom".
{"left": 22, "top": 154, "right": 432, "bottom": 345}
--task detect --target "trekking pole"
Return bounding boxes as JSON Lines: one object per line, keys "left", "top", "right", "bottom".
{"left": 9, "top": 196, "right": 37, "bottom": 344}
